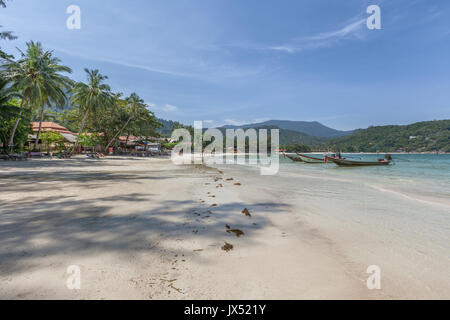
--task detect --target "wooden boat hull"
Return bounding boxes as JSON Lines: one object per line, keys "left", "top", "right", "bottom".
{"left": 326, "top": 157, "right": 391, "bottom": 166}
{"left": 285, "top": 154, "right": 303, "bottom": 162}
{"left": 296, "top": 154, "right": 324, "bottom": 163}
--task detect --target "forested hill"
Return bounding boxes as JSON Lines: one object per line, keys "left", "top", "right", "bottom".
{"left": 156, "top": 118, "right": 185, "bottom": 136}
{"left": 222, "top": 120, "right": 352, "bottom": 138}
{"left": 216, "top": 125, "right": 324, "bottom": 145}
{"left": 324, "top": 120, "right": 450, "bottom": 153}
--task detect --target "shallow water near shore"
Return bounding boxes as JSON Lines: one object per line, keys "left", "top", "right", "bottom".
{"left": 283, "top": 153, "right": 450, "bottom": 204}
{"left": 210, "top": 153, "right": 450, "bottom": 298}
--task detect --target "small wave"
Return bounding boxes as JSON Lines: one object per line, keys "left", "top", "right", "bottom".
{"left": 368, "top": 184, "right": 450, "bottom": 209}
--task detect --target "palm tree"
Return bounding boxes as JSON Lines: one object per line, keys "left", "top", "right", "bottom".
{"left": 0, "top": 76, "right": 23, "bottom": 152}
{"left": 104, "top": 93, "right": 146, "bottom": 152}
{"left": 31, "top": 51, "right": 73, "bottom": 149}
{"left": 1, "top": 41, "right": 72, "bottom": 150}
{"left": 0, "top": 76, "right": 21, "bottom": 120}
{"left": 71, "top": 69, "right": 112, "bottom": 155}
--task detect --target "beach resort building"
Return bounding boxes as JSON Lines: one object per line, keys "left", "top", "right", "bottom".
{"left": 29, "top": 122, "right": 77, "bottom": 151}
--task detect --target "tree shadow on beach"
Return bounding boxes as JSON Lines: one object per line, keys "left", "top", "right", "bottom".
{"left": 0, "top": 195, "right": 290, "bottom": 275}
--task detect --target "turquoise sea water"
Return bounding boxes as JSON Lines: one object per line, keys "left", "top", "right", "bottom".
{"left": 213, "top": 153, "right": 450, "bottom": 295}
{"left": 210, "top": 153, "right": 450, "bottom": 198}
{"left": 281, "top": 154, "right": 450, "bottom": 201}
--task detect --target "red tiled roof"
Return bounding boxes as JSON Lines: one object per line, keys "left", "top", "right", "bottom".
{"left": 119, "top": 135, "right": 138, "bottom": 141}
{"left": 83, "top": 132, "right": 105, "bottom": 137}
{"left": 32, "top": 122, "right": 73, "bottom": 134}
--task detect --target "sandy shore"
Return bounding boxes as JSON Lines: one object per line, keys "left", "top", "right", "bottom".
{"left": 0, "top": 157, "right": 447, "bottom": 299}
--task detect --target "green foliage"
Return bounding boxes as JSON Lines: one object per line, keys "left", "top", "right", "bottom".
{"left": 2, "top": 41, "right": 73, "bottom": 109}
{"left": 324, "top": 120, "right": 450, "bottom": 153}
{"left": 157, "top": 118, "right": 188, "bottom": 136}
{"left": 280, "top": 143, "right": 312, "bottom": 153}
{"left": 162, "top": 142, "right": 177, "bottom": 150}
{"left": 1, "top": 41, "right": 73, "bottom": 149}
{"left": 0, "top": 115, "right": 31, "bottom": 152}
{"left": 0, "top": 77, "right": 30, "bottom": 152}
{"left": 40, "top": 131, "right": 65, "bottom": 153}
{"left": 79, "top": 133, "right": 102, "bottom": 148}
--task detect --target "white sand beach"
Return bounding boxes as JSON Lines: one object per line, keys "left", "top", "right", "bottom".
{"left": 0, "top": 157, "right": 448, "bottom": 299}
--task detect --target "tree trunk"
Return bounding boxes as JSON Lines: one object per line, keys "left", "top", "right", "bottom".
{"left": 105, "top": 116, "right": 132, "bottom": 152}
{"left": 71, "top": 106, "right": 91, "bottom": 156}
{"left": 33, "top": 104, "right": 45, "bottom": 151}
{"left": 7, "top": 98, "right": 26, "bottom": 150}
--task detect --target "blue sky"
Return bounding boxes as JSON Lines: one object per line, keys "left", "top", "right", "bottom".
{"left": 1, "top": 0, "right": 449, "bottom": 130}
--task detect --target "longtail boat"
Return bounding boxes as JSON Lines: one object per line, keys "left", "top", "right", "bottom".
{"left": 285, "top": 154, "right": 304, "bottom": 162}
{"left": 325, "top": 156, "right": 391, "bottom": 167}
{"left": 296, "top": 153, "right": 325, "bottom": 163}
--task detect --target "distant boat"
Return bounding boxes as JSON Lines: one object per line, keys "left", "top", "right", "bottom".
{"left": 296, "top": 153, "right": 324, "bottom": 163}
{"left": 325, "top": 156, "right": 391, "bottom": 167}
{"left": 285, "top": 154, "right": 303, "bottom": 162}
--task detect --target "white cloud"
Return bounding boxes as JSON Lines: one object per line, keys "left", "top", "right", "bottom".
{"left": 267, "top": 18, "right": 366, "bottom": 53}
{"left": 253, "top": 117, "right": 270, "bottom": 123}
{"left": 147, "top": 102, "right": 180, "bottom": 114}
{"left": 224, "top": 119, "right": 249, "bottom": 126}
{"left": 306, "top": 19, "right": 366, "bottom": 41}
{"left": 51, "top": 46, "right": 194, "bottom": 78}
{"left": 163, "top": 104, "right": 178, "bottom": 112}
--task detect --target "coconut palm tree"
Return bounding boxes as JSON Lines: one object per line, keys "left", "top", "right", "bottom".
{"left": 1, "top": 41, "right": 72, "bottom": 150}
{"left": 71, "top": 69, "right": 113, "bottom": 155}
{"left": 104, "top": 93, "right": 146, "bottom": 151}
{"left": 0, "top": 76, "right": 23, "bottom": 152}
{"left": 31, "top": 52, "right": 73, "bottom": 149}
{"left": 0, "top": 76, "right": 21, "bottom": 119}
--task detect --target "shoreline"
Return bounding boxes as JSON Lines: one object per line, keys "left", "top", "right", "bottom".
{"left": 0, "top": 157, "right": 448, "bottom": 299}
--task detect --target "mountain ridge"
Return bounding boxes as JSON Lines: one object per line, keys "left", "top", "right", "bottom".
{"left": 221, "top": 120, "right": 353, "bottom": 138}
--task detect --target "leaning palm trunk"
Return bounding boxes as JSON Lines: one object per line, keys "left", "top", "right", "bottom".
{"left": 33, "top": 104, "right": 45, "bottom": 151}
{"left": 7, "top": 99, "right": 26, "bottom": 150}
{"left": 71, "top": 106, "right": 91, "bottom": 156}
{"left": 105, "top": 116, "right": 132, "bottom": 152}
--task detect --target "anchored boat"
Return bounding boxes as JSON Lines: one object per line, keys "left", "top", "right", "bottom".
{"left": 285, "top": 154, "right": 304, "bottom": 162}
{"left": 296, "top": 153, "right": 325, "bottom": 163}
{"left": 325, "top": 156, "right": 392, "bottom": 167}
